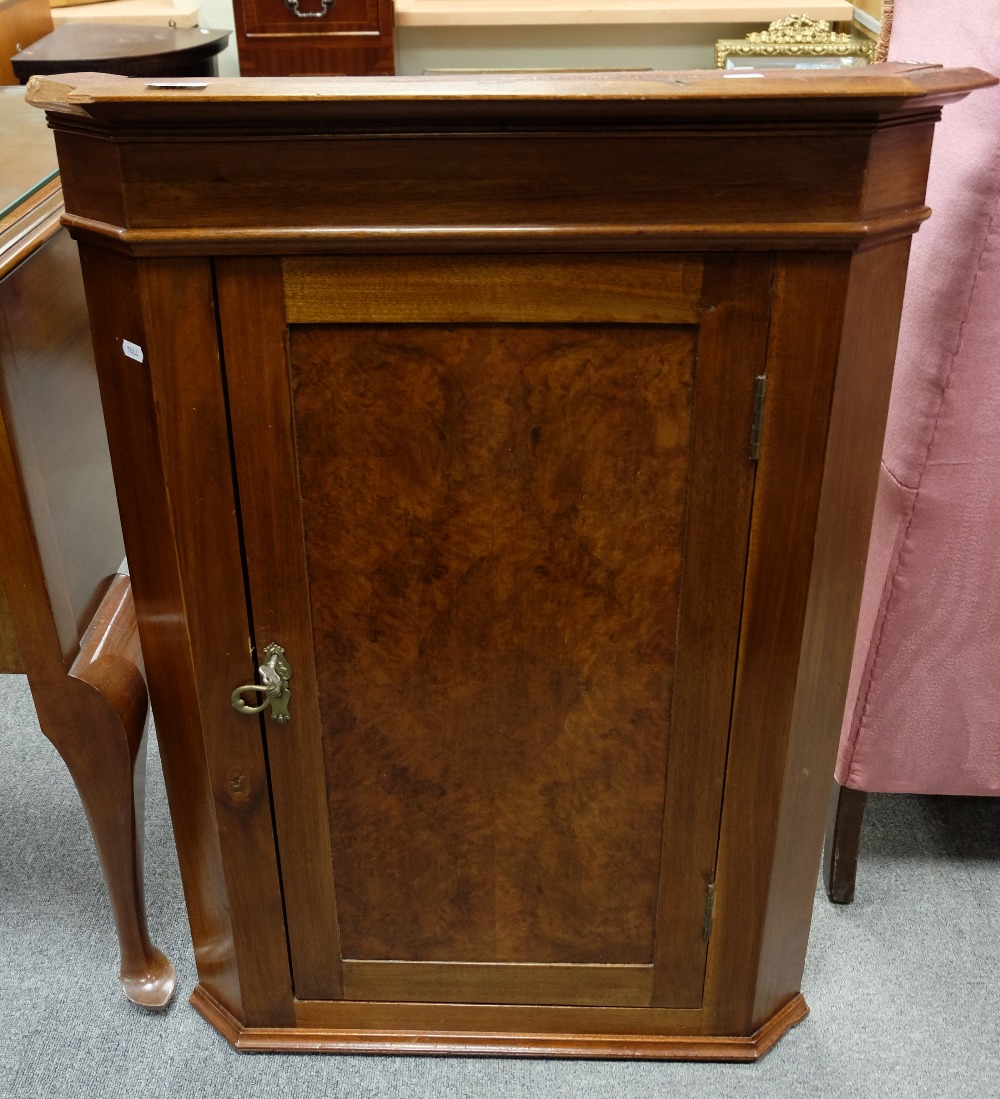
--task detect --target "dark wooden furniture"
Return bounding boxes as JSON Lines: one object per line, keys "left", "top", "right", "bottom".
{"left": 232, "top": 0, "right": 393, "bottom": 76}
{"left": 29, "top": 64, "right": 993, "bottom": 1057}
{"left": 0, "top": 0, "right": 52, "bottom": 84}
{"left": 0, "top": 87, "right": 174, "bottom": 1009}
{"left": 824, "top": 784, "right": 868, "bottom": 904}
{"left": 12, "top": 25, "right": 231, "bottom": 83}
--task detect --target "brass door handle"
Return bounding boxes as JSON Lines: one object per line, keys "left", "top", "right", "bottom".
{"left": 231, "top": 643, "right": 292, "bottom": 724}
{"left": 284, "top": 0, "right": 335, "bottom": 17}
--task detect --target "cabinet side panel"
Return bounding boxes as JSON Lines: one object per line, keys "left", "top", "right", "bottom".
{"left": 51, "top": 132, "right": 126, "bottom": 233}
{"left": 703, "top": 253, "right": 853, "bottom": 1035}
{"left": 750, "top": 239, "right": 910, "bottom": 1026}
{"left": 860, "top": 120, "right": 935, "bottom": 221}
{"left": 75, "top": 245, "right": 246, "bottom": 1020}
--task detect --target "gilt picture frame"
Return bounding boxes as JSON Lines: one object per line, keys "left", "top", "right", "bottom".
{"left": 716, "top": 14, "right": 875, "bottom": 70}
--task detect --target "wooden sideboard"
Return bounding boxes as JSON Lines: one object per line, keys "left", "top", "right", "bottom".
{"left": 0, "top": 0, "right": 53, "bottom": 85}
{"left": 28, "top": 64, "right": 994, "bottom": 1057}
{"left": 0, "top": 88, "right": 174, "bottom": 1007}
{"left": 233, "top": 0, "right": 394, "bottom": 76}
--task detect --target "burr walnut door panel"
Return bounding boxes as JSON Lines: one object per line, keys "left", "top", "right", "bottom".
{"left": 218, "top": 253, "right": 773, "bottom": 1011}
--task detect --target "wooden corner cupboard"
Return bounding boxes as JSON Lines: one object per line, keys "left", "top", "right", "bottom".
{"left": 28, "top": 64, "right": 994, "bottom": 1059}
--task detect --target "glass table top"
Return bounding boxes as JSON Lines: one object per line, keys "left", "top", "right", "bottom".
{"left": 0, "top": 87, "right": 60, "bottom": 223}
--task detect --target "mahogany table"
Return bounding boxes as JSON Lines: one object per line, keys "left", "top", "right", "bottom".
{"left": 11, "top": 24, "right": 231, "bottom": 83}
{"left": 0, "top": 86, "right": 174, "bottom": 1009}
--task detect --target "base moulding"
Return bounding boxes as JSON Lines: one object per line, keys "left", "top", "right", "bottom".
{"left": 189, "top": 985, "right": 809, "bottom": 1060}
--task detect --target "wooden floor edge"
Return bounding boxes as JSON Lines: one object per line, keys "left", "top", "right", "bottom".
{"left": 189, "top": 985, "right": 809, "bottom": 1060}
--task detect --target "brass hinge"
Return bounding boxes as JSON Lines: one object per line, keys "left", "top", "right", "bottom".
{"left": 750, "top": 374, "right": 767, "bottom": 461}
{"left": 703, "top": 882, "right": 716, "bottom": 941}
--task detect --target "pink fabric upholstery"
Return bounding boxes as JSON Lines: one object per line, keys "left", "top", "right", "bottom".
{"left": 836, "top": 3, "right": 1000, "bottom": 794}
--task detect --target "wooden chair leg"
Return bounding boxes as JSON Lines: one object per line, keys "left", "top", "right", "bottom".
{"left": 35, "top": 576, "right": 176, "bottom": 1008}
{"left": 823, "top": 782, "right": 868, "bottom": 905}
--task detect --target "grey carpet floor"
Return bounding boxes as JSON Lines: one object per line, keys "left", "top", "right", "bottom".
{"left": 1, "top": 670, "right": 998, "bottom": 1098}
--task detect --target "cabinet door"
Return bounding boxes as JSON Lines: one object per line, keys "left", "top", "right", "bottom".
{"left": 218, "top": 253, "right": 771, "bottom": 1012}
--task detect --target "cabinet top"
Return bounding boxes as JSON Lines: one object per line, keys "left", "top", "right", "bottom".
{"left": 26, "top": 64, "right": 997, "bottom": 257}
{"left": 26, "top": 64, "right": 996, "bottom": 129}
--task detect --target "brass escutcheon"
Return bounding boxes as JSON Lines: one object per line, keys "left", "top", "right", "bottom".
{"left": 231, "top": 643, "right": 292, "bottom": 723}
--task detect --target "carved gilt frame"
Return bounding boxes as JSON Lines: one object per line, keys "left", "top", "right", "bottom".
{"left": 715, "top": 14, "right": 875, "bottom": 69}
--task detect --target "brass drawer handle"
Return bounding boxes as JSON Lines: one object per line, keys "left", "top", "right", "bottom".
{"left": 284, "top": 0, "right": 335, "bottom": 18}
{"left": 231, "top": 643, "right": 292, "bottom": 724}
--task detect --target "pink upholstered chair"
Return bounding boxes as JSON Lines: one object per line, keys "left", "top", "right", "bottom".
{"left": 824, "top": 1, "right": 1000, "bottom": 903}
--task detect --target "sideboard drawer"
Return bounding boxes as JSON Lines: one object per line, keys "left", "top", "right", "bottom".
{"left": 233, "top": 0, "right": 394, "bottom": 75}
{"left": 240, "top": 0, "right": 381, "bottom": 37}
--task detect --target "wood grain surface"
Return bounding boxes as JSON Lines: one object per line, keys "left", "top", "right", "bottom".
{"left": 27, "top": 64, "right": 995, "bottom": 116}
{"left": 0, "top": 579, "right": 20, "bottom": 672}
{"left": 283, "top": 254, "right": 702, "bottom": 325}
{"left": 222, "top": 251, "right": 771, "bottom": 1014}
{"left": 291, "top": 322, "right": 695, "bottom": 968}
{"left": 62, "top": 132, "right": 882, "bottom": 235}
{"left": 341, "top": 960, "right": 654, "bottom": 1007}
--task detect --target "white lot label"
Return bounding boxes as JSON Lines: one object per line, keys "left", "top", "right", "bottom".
{"left": 122, "top": 339, "right": 144, "bottom": 363}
